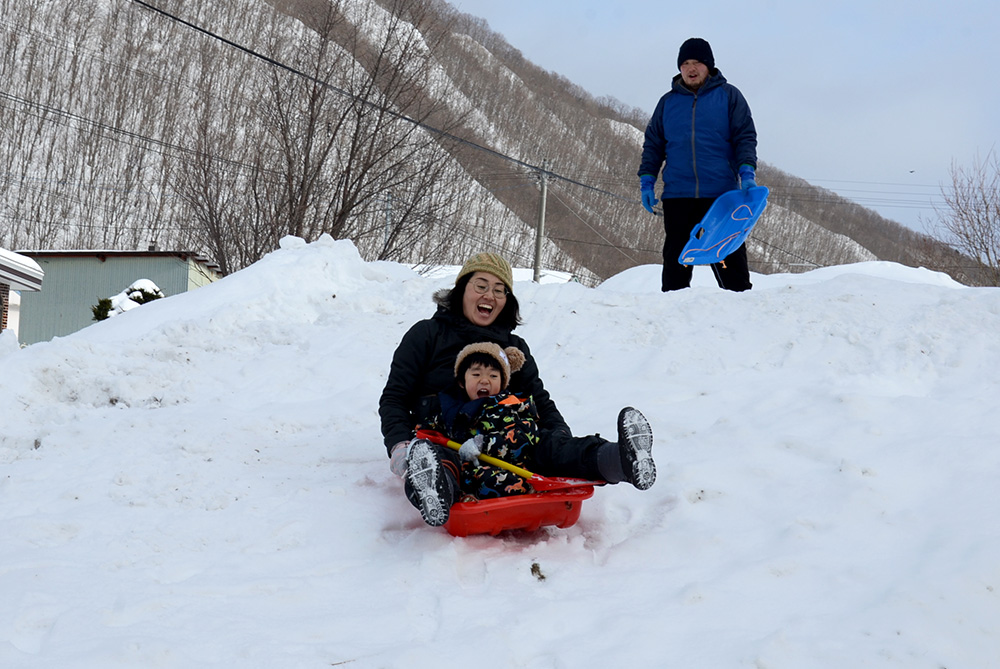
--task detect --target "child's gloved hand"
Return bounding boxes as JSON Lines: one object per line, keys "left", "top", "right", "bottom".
{"left": 389, "top": 440, "right": 409, "bottom": 477}
{"left": 739, "top": 164, "right": 757, "bottom": 191}
{"left": 458, "top": 434, "right": 483, "bottom": 462}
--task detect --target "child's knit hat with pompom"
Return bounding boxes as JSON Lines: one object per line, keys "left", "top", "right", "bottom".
{"left": 454, "top": 342, "right": 525, "bottom": 390}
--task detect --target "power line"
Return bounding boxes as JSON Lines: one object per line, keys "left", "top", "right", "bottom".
{"left": 547, "top": 189, "right": 638, "bottom": 263}
{"left": 0, "top": 89, "right": 886, "bottom": 272}
{"left": 126, "top": 0, "right": 642, "bottom": 209}
{"left": 0, "top": 90, "right": 266, "bottom": 178}
{"left": 1, "top": 1, "right": 956, "bottom": 274}
{"left": 3, "top": 2, "right": 938, "bottom": 230}
{"left": 803, "top": 177, "right": 944, "bottom": 189}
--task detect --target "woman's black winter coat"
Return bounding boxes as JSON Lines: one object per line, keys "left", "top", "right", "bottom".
{"left": 379, "top": 307, "right": 569, "bottom": 454}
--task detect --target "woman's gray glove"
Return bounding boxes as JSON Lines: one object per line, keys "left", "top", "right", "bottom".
{"left": 389, "top": 440, "right": 410, "bottom": 477}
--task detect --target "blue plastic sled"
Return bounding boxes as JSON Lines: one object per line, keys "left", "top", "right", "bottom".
{"left": 679, "top": 186, "right": 769, "bottom": 265}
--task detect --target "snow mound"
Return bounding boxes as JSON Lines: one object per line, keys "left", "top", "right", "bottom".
{"left": 2, "top": 237, "right": 998, "bottom": 667}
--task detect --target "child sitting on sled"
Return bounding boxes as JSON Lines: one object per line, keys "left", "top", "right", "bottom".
{"left": 429, "top": 341, "right": 539, "bottom": 500}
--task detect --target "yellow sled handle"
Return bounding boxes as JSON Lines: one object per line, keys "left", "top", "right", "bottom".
{"left": 415, "top": 429, "right": 605, "bottom": 492}
{"left": 416, "top": 429, "right": 536, "bottom": 479}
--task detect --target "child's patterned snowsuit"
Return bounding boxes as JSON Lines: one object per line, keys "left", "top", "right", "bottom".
{"left": 431, "top": 389, "right": 540, "bottom": 499}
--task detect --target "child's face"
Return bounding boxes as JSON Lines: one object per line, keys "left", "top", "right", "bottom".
{"left": 462, "top": 362, "right": 502, "bottom": 400}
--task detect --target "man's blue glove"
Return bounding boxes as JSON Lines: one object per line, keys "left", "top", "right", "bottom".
{"left": 640, "top": 175, "right": 658, "bottom": 213}
{"left": 739, "top": 165, "right": 757, "bottom": 191}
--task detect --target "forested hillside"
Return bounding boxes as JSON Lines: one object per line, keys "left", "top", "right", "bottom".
{"left": 0, "top": 0, "right": 970, "bottom": 284}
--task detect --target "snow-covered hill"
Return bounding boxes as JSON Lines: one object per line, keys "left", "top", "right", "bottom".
{"left": 752, "top": 201, "right": 879, "bottom": 271}
{"left": 1, "top": 236, "right": 998, "bottom": 667}
{"left": 2, "top": 0, "right": 909, "bottom": 284}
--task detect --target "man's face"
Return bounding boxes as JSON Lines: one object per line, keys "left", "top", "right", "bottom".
{"left": 679, "top": 59, "right": 710, "bottom": 90}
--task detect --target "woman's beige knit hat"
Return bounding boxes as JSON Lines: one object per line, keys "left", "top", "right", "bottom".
{"left": 456, "top": 252, "right": 513, "bottom": 292}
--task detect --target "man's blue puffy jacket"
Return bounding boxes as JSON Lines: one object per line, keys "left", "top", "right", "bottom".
{"left": 638, "top": 70, "right": 757, "bottom": 199}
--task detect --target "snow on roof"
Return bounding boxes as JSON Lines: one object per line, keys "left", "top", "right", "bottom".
{"left": 0, "top": 247, "right": 44, "bottom": 291}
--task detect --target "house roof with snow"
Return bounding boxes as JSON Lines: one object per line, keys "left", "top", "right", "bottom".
{"left": 0, "top": 247, "right": 45, "bottom": 292}
{"left": 13, "top": 249, "right": 222, "bottom": 344}
{"left": 22, "top": 249, "right": 222, "bottom": 275}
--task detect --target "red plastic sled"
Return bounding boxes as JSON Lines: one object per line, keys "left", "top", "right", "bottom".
{"left": 680, "top": 186, "right": 769, "bottom": 265}
{"left": 414, "top": 429, "right": 602, "bottom": 536}
{"left": 445, "top": 486, "right": 595, "bottom": 537}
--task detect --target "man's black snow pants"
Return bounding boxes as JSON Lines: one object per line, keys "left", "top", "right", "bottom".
{"left": 661, "top": 197, "right": 752, "bottom": 292}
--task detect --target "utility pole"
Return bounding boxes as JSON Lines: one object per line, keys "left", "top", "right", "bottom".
{"left": 533, "top": 160, "right": 548, "bottom": 283}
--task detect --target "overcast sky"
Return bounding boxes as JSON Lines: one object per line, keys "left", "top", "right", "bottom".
{"left": 448, "top": 0, "right": 1000, "bottom": 232}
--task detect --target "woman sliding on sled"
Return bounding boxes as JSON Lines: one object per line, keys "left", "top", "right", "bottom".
{"left": 378, "top": 252, "right": 656, "bottom": 527}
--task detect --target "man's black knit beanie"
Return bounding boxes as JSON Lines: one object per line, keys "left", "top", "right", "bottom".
{"left": 677, "top": 38, "right": 715, "bottom": 70}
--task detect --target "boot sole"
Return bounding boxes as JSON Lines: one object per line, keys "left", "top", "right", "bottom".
{"left": 619, "top": 407, "right": 656, "bottom": 490}
{"left": 406, "top": 441, "right": 449, "bottom": 526}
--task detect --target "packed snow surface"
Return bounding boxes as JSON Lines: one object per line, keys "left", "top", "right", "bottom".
{"left": 2, "top": 235, "right": 998, "bottom": 667}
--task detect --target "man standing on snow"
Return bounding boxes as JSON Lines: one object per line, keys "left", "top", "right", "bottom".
{"left": 638, "top": 37, "right": 758, "bottom": 292}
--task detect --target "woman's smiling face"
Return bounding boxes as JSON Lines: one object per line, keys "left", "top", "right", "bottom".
{"left": 461, "top": 271, "right": 508, "bottom": 327}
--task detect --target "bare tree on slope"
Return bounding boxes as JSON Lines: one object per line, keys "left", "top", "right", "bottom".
{"left": 933, "top": 150, "right": 1000, "bottom": 286}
